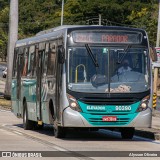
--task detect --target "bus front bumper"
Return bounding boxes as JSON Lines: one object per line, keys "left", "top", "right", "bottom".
{"left": 63, "top": 107, "right": 152, "bottom": 128}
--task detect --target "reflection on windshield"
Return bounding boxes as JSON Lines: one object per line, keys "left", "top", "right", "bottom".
{"left": 67, "top": 46, "right": 149, "bottom": 93}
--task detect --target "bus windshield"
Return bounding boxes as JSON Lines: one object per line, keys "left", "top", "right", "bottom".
{"left": 67, "top": 46, "right": 150, "bottom": 93}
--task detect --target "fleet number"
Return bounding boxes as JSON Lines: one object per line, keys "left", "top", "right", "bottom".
{"left": 115, "top": 106, "right": 131, "bottom": 111}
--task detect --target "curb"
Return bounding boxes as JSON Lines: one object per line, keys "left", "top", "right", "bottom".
{"left": 0, "top": 77, "right": 6, "bottom": 82}
{"left": 155, "top": 133, "right": 160, "bottom": 140}
{"left": 152, "top": 110, "right": 160, "bottom": 118}
{"left": 135, "top": 129, "right": 160, "bottom": 140}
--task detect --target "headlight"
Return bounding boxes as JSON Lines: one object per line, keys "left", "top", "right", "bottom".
{"left": 67, "top": 94, "right": 82, "bottom": 112}
{"left": 136, "top": 95, "right": 150, "bottom": 112}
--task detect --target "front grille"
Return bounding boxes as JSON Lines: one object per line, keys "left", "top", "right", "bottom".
{"left": 79, "top": 97, "right": 138, "bottom": 105}
{"left": 90, "top": 113, "right": 129, "bottom": 115}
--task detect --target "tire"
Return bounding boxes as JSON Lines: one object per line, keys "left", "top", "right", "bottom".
{"left": 54, "top": 125, "right": 66, "bottom": 138}
{"left": 120, "top": 127, "right": 135, "bottom": 139}
{"left": 23, "top": 101, "right": 34, "bottom": 130}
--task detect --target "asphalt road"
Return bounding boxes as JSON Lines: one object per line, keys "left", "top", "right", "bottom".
{"left": 0, "top": 109, "right": 160, "bottom": 160}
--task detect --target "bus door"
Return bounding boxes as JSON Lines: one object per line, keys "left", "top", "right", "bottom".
{"left": 36, "top": 43, "right": 45, "bottom": 123}
{"left": 16, "top": 53, "right": 23, "bottom": 117}
{"left": 55, "top": 44, "right": 65, "bottom": 122}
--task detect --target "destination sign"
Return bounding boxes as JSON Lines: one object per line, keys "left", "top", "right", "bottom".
{"left": 72, "top": 31, "right": 142, "bottom": 43}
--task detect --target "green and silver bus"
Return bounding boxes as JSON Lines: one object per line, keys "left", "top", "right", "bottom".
{"left": 12, "top": 25, "right": 153, "bottom": 139}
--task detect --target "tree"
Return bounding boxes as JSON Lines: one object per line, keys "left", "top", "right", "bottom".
{"left": 0, "top": 0, "right": 159, "bottom": 51}
{"left": 0, "top": 5, "right": 9, "bottom": 60}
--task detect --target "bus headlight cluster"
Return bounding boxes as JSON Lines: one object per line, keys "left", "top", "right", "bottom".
{"left": 67, "top": 94, "right": 82, "bottom": 112}
{"left": 136, "top": 95, "right": 150, "bottom": 112}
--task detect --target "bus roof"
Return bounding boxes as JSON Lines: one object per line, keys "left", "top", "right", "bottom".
{"left": 15, "top": 25, "right": 146, "bottom": 47}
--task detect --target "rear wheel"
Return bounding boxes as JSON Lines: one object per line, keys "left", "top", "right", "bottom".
{"left": 120, "top": 127, "right": 135, "bottom": 139}
{"left": 23, "top": 101, "right": 34, "bottom": 130}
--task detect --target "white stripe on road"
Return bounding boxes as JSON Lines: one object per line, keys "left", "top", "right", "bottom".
{"left": 13, "top": 131, "right": 23, "bottom": 135}
{"left": 54, "top": 146, "right": 68, "bottom": 151}
{"left": 0, "top": 128, "right": 17, "bottom": 136}
{"left": 0, "top": 109, "right": 11, "bottom": 112}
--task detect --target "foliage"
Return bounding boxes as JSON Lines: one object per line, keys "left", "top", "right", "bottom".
{"left": 0, "top": 4, "right": 9, "bottom": 60}
{"left": 0, "top": 0, "right": 159, "bottom": 59}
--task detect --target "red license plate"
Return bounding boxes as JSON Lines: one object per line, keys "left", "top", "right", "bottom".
{"left": 102, "top": 116, "right": 117, "bottom": 122}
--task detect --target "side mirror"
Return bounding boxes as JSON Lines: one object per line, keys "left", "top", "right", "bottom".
{"left": 58, "top": 45, "right": 65, "bottom": 64}
{"left": 150, "top": 46, "right": 157, "bottom": 62}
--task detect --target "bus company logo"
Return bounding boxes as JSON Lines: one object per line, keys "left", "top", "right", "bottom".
{"left": 87, "top": 106, "right": 106, "bottom": 111}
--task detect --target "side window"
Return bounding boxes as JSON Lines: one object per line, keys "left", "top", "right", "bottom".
{"left": 12, "top": 48, "right": 18, "bottom": 78}
{"left": 32, "top": 45, "right": 38, "bottom": 77}
{"left": 27, "top": 46, "right": 35, "bottom": 77}
{"left": 18, "top": 47, "right": 25, "bottom": 75}
{"left": 22, "top": 48, "right": 28, "bottom": 77}
{"left": 32, "top": 46, "right": 37, "bottom": 77}
{"left": 43, "top": 43, "right": 49, "bottom": 76}
{"left": 47, "top": 41, "right": 57, "bottom": 75}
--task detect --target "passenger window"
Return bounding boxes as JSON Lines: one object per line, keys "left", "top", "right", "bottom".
{"left": 32, "top": 55, "right": 36, "bottom": 77}
{"left": 22, "top": 48, "right": 28, "bottom": 77}
{"left": 43, "top": 43, "right": 49, "bottom": 76}
{"left": 47, "top": 42, "right": 57, "bottom": 75}
{"left": 12, "top": 48, "right": 18, "bottom": 78}
{"left": 27, "top": 46, "right": 35, "bottom": 77}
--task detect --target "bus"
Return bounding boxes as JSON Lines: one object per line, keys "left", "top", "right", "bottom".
{"left": 12, "top": 25, "right": 154, "bottom": 139}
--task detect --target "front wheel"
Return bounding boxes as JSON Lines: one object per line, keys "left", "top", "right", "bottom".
{"left": 54, "top": 125, "right": 66, "bottom": 138}
{"left": 120, "top": 127, "right": 135, "bottom": 139}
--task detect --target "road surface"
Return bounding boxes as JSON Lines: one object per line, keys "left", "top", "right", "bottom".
{"left": 0, "top": 109, "right": 160, "bottom": 160}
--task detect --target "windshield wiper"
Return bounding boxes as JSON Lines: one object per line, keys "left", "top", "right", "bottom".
{"left": 117, "top": 44, "right": 132, "bottom": 64}
{"left": 85, "top": 44, "right": 99, "bottom": 68}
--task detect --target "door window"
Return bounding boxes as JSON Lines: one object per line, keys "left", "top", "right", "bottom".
{"left": 47, "top": 42, "right": 57, "bottom": 75}
{"left": 27, "top": 46, "right": 35, "bottom": 77}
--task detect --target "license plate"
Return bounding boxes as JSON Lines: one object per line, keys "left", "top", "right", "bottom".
{"left": 102, "top": 116, "right": 117, "bottom": 122}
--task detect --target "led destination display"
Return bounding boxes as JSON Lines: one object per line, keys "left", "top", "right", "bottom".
{"left": 72, "top": 31, "right": 142, "bottom": 43}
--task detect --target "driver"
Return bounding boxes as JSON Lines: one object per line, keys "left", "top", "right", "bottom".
{"left": 118, "top": 59, "right": 132, "bottom": 74}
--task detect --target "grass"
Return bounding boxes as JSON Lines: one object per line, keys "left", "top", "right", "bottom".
{"left": 0, "top": 97, "right": 11, "bottom": 110}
